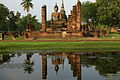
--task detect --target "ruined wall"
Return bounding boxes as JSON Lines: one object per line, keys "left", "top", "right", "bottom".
{"left": 76, "top": 0, "right": 81, "bottom": 31}
{"left": 67, "top": 0, "right": 81, "bottom": 32}
{"left": 28, "top": 31, "right": 83, "bottom": 38}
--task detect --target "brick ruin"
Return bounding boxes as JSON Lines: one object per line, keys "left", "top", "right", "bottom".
{"left": 67, "top": 0, "right": 81, "bottom": 32}
{"left": 25, "top": 0, "right": 100, "bottom": 39}
{"left": 41, "top": 5, "right": 47, "bottom": 31}
{"left": 41, "top": 0, "right": 81, "bottom": 32}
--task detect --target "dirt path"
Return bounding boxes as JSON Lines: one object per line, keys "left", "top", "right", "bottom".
{"left": 1, "top": 39, "right": 120, "bottom": 42}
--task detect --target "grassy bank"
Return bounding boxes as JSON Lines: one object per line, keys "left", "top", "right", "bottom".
{"left": 0, "top": 41, "right": 120, "bottom": 52}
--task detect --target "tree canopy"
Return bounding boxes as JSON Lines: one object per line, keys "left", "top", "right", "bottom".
{"left": 8, "top": 11, "right": 21, "bottom": 32}
{"left": 0, "top": 3, "right": 9, "bottom": 31}
{"left": 81, "top": 0, "right": 120, "bottom": 27}
{"left": 81, "top": 1, "right": 97, "bottom": 24}
{"left": 0, "top": 3, "right": 41, "bottom": 32}
{"left": 96, "top": 0, "right": 120, "bottom": 26}
{"left": 0, "top": 3, "right": 22, "bottom": 32}
{"left": 18, "top": 14, "right": 41, "bottom": 31}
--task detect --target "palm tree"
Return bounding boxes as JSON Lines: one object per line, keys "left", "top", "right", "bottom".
{"left": 21, "top": 0, "right": 34, "bottom": 32}
{"left": 21, "top": 0, "right": 34, "bottom": 14}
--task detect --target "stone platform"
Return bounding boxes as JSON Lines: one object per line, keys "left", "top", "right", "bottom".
{"left": 24, "top": 31, "right": 99, "bottom": 39}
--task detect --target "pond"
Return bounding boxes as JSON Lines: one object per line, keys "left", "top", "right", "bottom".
{"left": 0, "top": 51, "right": 120, "bottom": 80}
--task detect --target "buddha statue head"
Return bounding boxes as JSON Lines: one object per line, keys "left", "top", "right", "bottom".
{"left": 54, "top": 3, "right": 59, "bottom": 12}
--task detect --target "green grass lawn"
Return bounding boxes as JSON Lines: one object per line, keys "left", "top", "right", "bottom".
{"left": 0, "top": 41, "right": 120, "bottom": 52}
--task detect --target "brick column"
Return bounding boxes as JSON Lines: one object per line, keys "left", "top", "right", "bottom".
{"left": 41, "top": 5, "right": 47, "bottom": 31}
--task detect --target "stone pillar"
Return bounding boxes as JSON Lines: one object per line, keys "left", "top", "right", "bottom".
{"left": 76, "top": 0, "right": 81, "bottom": 31}
{"left": 41, "top": 5, "right": 47, "bottom": 31}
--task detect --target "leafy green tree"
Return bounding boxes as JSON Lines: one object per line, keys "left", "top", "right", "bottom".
{"left": 0, "top": 3, "right": 9, "bottom": 31}
{"left": 18, "top": 14, "right": 41, "bottom": 31}
{"left": 15, "top": 11, "right": 21, "bottom": 22}
{"left": 21, "top": 0, "right": 34, "bottom": 14}
{"left": 96, "top": 0, "right": 120, "bottom": 27}
{"left": 8, "top": 11, "right": 17, "bottom": 32}
{"left": 15, "top": 11, "right": 21, "bottom": 32}
{"left": 0, "top": 3, "right": 21, "bottom": 32}
{"left": 7, "top": 11, "right": 21, "bottom": 32}
{"left": 21, "top": 0, "right": 34, "bottom": 31}
{"left": 81, "top": 1, "right": 97, "bottom": 25}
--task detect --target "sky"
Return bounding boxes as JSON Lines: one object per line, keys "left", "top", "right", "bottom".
{"left": 0, "top": 0, "right": 96, "bottom": 22}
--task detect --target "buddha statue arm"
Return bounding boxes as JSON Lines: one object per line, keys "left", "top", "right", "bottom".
{"left": 59, "top": 13, "right": 62, "bottom": 20}
{"left": 51, "top": 13, "right": 54, "bottom": 21}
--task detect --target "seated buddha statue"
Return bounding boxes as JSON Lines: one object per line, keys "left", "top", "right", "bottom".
{"left": 51, "top": 3, "right": 62, "bottom": 21}
{"left": 48, "top": 2, "right": 67, "bottom": 31}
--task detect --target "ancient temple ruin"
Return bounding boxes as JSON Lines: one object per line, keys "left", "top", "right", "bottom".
{"left": 25, "top": 0, "right": 99, "bottom": 39}
{"left": 41, "top": 0, "right": 81, "bottom": 32}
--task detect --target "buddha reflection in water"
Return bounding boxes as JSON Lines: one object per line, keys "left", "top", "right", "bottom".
{"left": 52, "top": 55, "right": 64, "bottom": 74}
{"left": 2, "top": 52, "right": 120, "bottom": 80}
{"left": 41, "top": 52, "right": 81, "bottom": 80}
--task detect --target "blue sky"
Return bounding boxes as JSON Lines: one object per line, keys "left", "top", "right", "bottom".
{"left": 0, "top": 0, "right": 96, "bottom": 22}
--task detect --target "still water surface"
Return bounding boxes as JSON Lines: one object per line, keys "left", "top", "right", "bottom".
{"left": 0, "top": 51, "right": 120, "bottom": 80}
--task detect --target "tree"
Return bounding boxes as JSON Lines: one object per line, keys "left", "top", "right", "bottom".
{"left": 18, "top": 14, "right": 41, "bottom": 31}
{"left": 8, "top": 11, "right": 17, "bottom": 32}
{"left": 81, "top": 1, "right": 97, "bottom": 25}
{"left": 0, "top": 3, "right": 21, "bottom": 32}
{"left": 15, "top": 11, "right": 21, "bottom": 32}
{"left": 21, "top": 0, "right": 34, "bottom": 31}
{"left": 8, "top": 11, "right": 21, "bottom": 32}
{"left": 21, "top": 0, "right": 34, "bottom": 14}
{"left": 0, "top": 3, "right": 9, "bottom": 31}
{"left": 96, "top": 0, "right": 120, "bottom": 27}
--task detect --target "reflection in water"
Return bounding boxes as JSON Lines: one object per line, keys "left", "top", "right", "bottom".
{"left": 67, "top": 54, "right": 81, "bottom": 80}
{"left": 24, "top": 53, "right": 34, "bottom": 74}
{"left": 0, "top": 54, "right": 10, "bottom": 63}
{"left": 0, "top": 52, "right": 120, "bottom": 80}
{"left": 42, "top": 55, "right": 47, "bottom": 79}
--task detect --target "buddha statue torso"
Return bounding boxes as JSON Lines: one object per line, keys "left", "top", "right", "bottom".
{"left": 51, "top": 12, "right": 61, "bottom": 21}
